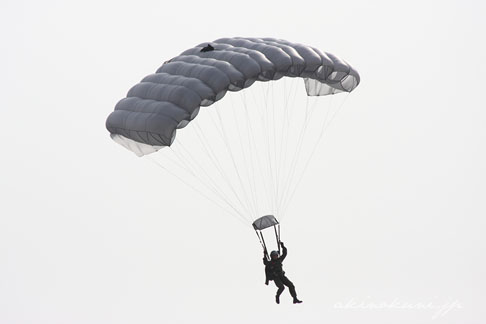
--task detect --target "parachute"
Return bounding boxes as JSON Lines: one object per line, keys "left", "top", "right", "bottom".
{"left": 106, "top": 37, "right": 360, "bottom": 241}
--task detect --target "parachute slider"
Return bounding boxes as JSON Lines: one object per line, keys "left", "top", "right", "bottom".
{"left": 253, "top": 215, "right": 281, "bottom": 259}
{"left": 252, "top": 215, "right": 279, "bottom": 230}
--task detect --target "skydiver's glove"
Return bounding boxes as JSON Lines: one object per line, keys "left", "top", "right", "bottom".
{"left": 280, "top": 241, "right": 285, "bottom": 247}
{"left": 265, "top": 279, "right": 269, "bottom": 285}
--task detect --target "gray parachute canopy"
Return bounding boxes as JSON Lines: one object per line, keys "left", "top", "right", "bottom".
{"left": 106, "top": 37, "right": 360, "bottom": 156}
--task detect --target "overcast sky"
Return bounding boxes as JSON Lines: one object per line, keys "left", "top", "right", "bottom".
{"left": 1, "top": 0, "right": 485, "bottom": 323}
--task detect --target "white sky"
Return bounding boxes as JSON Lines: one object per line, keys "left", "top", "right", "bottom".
{"left": 1, "top": 0, "right": 485, "bottom": 323}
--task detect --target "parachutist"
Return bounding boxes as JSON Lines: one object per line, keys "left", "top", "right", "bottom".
{"left": 263, "top": 241, "right": 302, "bottom": 304}
{"left": 200, "top": 44, "right": 214, "bottom": 52}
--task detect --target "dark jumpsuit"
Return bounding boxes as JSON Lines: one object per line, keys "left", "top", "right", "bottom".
{"left": 263, "top": 246, "right": 297, "bottom": 299}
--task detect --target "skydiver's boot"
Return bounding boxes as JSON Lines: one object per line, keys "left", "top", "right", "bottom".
{"left": 276, "top": 295, "right": 280, "bottom": 304}
{"left": 293, "top": 298, "right": 303, "bottom": 304}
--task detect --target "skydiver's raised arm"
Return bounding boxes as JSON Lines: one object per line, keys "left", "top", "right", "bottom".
{"left": 279, "top": 242, "right": 287, "bottom": 262}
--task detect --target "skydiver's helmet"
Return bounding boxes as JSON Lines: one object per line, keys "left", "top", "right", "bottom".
{"left": 270, "top": 250, "right": 279, "bottom": 259}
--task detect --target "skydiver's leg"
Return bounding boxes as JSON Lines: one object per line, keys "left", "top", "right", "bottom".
{"left": 274, "top": 277, "right": 285, "bottom": 304}
{"left": 281, "top": 276, "right": 297, "bottom": 298}
{"left": 282, "top": 276, "right": 302, "bottom": 303}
